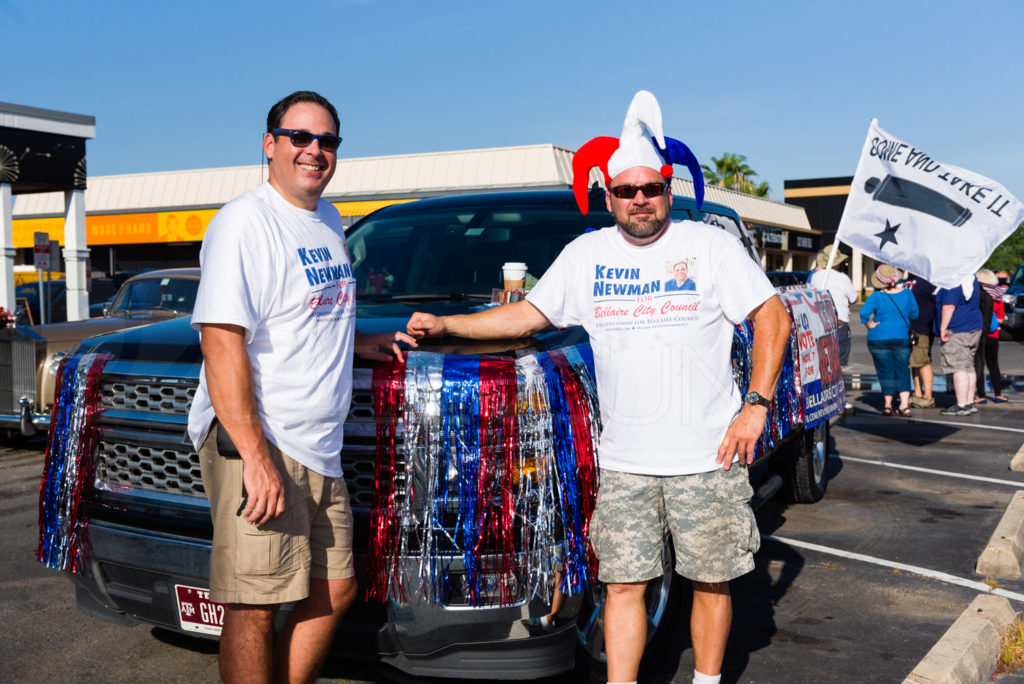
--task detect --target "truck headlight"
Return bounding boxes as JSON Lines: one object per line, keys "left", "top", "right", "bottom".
{"left": 46, "top": 352, "right": 67, "bottom": 377}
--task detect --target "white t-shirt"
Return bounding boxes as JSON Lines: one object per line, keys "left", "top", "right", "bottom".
{"left": 187, "top": 183, "right": 356, "bottom": 477}
{"left": 527, "top": 221, "right": 777, "bottom": 475}
{"left": 808, "top": 268, "right": 856, "bottom": 323}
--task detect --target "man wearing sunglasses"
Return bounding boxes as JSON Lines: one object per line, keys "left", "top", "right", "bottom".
{"left": 188, "top": 90, "right": 413, "bottom": 684}
{"left": 406, "top": 91, "right": 789, "bottom": 684}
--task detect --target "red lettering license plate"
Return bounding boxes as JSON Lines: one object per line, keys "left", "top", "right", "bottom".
{"left": 174, "top": 584, "right": 225, "bottom": 636}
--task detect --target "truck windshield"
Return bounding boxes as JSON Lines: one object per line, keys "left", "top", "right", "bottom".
{"left": 346, "top": 202, "right": 708, "bottom": 297}
{"left": 109, "top": 277, "right": 200, "bottom": 314}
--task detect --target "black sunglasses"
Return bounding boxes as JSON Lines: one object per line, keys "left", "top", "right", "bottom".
{"left": 608, "top": 182, "right": 669, "bottom": 199}
{"left": 271, "top": 128, "right": 342, "bottom": 152}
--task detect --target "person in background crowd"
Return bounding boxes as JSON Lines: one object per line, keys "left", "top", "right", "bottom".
{"left": 975, "top": 269, "right": 1008, "bottom": 404}
{"left": 996, "top": 270, "right": 1011, "bottom": 286}
{"left": 860, "top": 265, "right": 918, "bottom": 416}
{"left": 808, "top": 247, "right": 857, "bottom": 413}
{"left": 936, "top": 275, "right": 984, "bottom": 416}
{"left": 908, "top": 275, "right": 938, "bottom": 409}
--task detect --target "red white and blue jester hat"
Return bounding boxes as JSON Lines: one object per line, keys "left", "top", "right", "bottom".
{"left": 572, "top": 90, "right": 704, "bottom": 216}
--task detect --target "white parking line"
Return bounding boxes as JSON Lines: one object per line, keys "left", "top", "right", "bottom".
{"left": 854, "top": 413, "right": 1024, "bottom": 434}
{"left": 835, "top": 455, "right": 1024, "bottom": 488}
{"left": 765, "top": 534, "right": 1024, "bottom": 603}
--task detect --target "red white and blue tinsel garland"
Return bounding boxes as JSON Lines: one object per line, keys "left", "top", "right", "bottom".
{"left": 38, "top": 352, "right": 111, "bottom": 572}
{"left": 368, "top": 344, "right": 601, "bottom": 607}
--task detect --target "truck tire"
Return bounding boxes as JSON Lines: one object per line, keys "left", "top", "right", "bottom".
{"left": 788, "top": 421, "right": 830, "bottom": 503}
{"left": 575, "top": 539, "right": 679, "bottom": 673}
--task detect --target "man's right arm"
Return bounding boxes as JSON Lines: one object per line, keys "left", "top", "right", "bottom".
{"left": 407, "top": 300, "right": 552, "bottom": 340}
{"left": 939, "top": 303, "right": 955, "bottom": 342}
{"left": 200, "top": 323, "right": 285, "bottom": 526}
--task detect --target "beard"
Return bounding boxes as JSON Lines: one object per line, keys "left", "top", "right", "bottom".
{"left": 619, "top": 210, "right": 669, "bottom": 240}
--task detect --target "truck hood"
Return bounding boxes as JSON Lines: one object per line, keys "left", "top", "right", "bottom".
{"left": 73, "top": 300, "right": 588, "bottom": 363}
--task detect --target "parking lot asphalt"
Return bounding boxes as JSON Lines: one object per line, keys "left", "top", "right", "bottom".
{"left": 7, "top": 322, "right": 1024, "bottom": 683}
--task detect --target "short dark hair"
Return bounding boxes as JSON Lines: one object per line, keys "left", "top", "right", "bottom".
{"left": 266, "top": 91, "right": 340, "bottom": 134}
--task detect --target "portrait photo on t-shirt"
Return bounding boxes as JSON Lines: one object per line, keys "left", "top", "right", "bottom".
{"left": 664, "top": 258, "right": 697, "bottom": 293}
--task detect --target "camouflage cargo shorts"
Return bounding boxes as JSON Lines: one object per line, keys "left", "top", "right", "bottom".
{"left": 590, "top": 466, "right": 760, "bottom": 584}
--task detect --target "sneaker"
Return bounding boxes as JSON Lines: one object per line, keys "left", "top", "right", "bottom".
{"left": 967, "top": 403, "right": 979, "bottom": 414}
{"left": 940, "top": 404, "right": 973, "bottom": 416}
{"left": 910, "top": 396, "right": 935, "bottom": 408}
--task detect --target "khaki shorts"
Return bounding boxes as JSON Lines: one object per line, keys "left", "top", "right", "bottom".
{"left": 199, "top": 423, "right": 354, "bottom": 605}
{"left": 941, "top": 330, "right": 982, "bottom": 373}
{"left": 909, "top": 333, "right": 934, "bottom": 369}
{"left": 590, "top": 466, "right": 759, "bottom": 584}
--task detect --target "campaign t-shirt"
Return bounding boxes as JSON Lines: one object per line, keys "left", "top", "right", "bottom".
{"left": 526, "top": 221, "right": 777, "bottom": 475}
{"left": 187, "top": 183, "right": 356, "bottom": 477}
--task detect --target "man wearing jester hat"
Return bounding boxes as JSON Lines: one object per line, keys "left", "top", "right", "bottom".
{"left": 407, "top": 91, "right": 790, "bottom": 684}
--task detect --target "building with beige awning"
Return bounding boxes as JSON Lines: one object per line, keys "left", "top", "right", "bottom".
{"left": 11, "top": 144, "right": 817, "bottom": 276}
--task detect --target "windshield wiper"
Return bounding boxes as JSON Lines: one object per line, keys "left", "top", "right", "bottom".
{"left": 388, "top": 293, "right": 494, "bottom": 302}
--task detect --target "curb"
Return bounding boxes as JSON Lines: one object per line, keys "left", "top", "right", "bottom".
{"left": 904, "top": 594, "right": 1016, "bottom": 684}
{"left": 976, "top": 490, "right": 1024, "bottom": 579}
{"left": 1010, "top": 442, "right": 1024, "bottom": 472}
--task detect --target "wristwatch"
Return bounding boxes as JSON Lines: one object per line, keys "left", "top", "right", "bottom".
{"left": 744, "top": 391, "right": 772, "bottom": 408}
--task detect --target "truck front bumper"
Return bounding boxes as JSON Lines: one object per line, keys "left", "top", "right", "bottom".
{"left": 71, "top": 521, "right": 581, "bottom": 680}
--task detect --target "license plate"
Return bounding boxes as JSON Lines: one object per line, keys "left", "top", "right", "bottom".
{"left": 174, "top": 584, "right": 225, "bottom": 636}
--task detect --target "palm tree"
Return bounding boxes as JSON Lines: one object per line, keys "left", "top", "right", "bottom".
{"left": 701, "top": 153, "right": 770, "bottom": 198}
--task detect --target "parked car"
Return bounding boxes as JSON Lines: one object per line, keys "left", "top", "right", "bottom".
{"left": 0, "top": 268, "right": 200, "bottom": 437}
{"left": 39, "top": 191, "right": 842, "bottom": 679}
{"left": 767, "top": 270, "right": 812, "bottom": 288}
{"left": 13, "top": 278, "right": 122, "bottom": 325}
{"left": 998, "top": 263, "right": 1024, "bottom": 337}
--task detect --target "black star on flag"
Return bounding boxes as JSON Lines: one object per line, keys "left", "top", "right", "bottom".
{"left": 874, "top": 219, "right": 900, "bottom": 249}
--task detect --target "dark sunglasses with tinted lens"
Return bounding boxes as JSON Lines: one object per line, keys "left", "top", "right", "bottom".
{"left": 608, "top": 182, "right": 669, "bottom": 199}
{"left": 271, "top": 128, "right": 342, "bottom": 151}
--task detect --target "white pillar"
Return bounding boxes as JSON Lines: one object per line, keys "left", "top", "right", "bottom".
{"left": 852, "top": 246, "right": 864, "bottom": 297}
{"left": 63, "top": 189, "right": 89, "bottom": 321}
{"left": 0, "top": 184, "right": 14, "bottom": 313}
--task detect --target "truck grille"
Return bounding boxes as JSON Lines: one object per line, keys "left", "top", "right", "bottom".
{"left": 97, "top": 440, "right": 205, "bottom": 495}
{"left": 101, "top": 380, "right": 195, "bottom": 415}
{"left": 94, "top": 379, "right": 381, "bottom": 509}
{"left": 0, "top": 334, "right": 37, "bottom": 414}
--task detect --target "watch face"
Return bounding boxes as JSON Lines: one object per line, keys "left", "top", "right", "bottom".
{"left": 746, "top": 392, "right": 768, "bottom": 407}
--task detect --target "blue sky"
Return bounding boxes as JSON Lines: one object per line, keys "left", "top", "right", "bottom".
{"left": 4, "top": 0, "right": 1022, "bottom": 202}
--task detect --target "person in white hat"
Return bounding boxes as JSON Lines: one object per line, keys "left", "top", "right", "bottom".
{"left": 406, "top": 91, "right": 791, "bottom": 684}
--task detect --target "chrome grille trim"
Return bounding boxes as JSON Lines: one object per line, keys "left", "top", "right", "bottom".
{"left": 101, "top": 380, "right": 195, "bottom": 415}
{"left": 0, "top": 337, "right": 37, "bottom": 414}
{"left": 93, "top": 369, "right": 383, "bottom": 508}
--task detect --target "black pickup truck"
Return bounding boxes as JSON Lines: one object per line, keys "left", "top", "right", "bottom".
{"left": 38, "top": 190, "right": 843, "bottom": 679}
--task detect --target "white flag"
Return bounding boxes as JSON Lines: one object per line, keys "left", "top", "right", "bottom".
{"left": 836, "top": 120, "right": 1024, "bottom": 289}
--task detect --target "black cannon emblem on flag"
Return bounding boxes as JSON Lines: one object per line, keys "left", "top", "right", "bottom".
{"left": 865, "top": 175, "right": 972, "bottom": 227}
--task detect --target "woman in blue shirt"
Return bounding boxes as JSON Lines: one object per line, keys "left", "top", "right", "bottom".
{"left": 860, "top": 265, "right": 919, "bottom": 416}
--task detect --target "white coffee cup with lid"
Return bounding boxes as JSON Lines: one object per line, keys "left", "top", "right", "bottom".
{"left": 502, "top": 262, "right": 527, "bottom": 291}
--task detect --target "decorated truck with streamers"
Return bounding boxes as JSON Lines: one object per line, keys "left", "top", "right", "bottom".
{"left": 37, "top": 190, "right": 844, "bottom": 679}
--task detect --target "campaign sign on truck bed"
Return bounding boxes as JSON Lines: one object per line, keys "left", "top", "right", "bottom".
{"left": 779, "top": 289, "right": 845, "bottom": 428}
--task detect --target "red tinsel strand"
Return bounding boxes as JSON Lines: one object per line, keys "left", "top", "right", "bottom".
{"left": 549, "top": 349, "right": 600, "bottom": 575}
{"left": 368, "top": 359, "right": 406, "bottom": 602}
{"left": 477, "top": 356, "right": 518, "bottom": 605}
